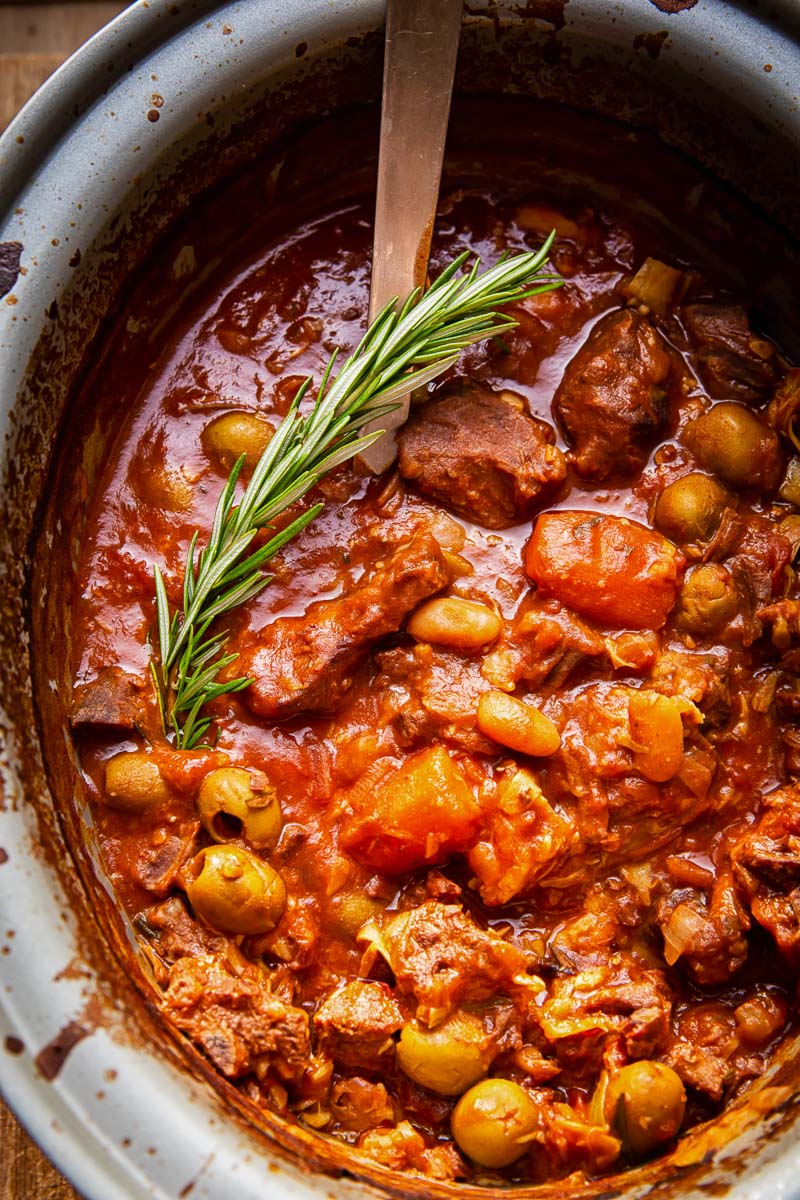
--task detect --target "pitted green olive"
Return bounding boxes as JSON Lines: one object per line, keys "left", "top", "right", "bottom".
{"left": 397, "top": 1011, "right": 492, "bottom": 1096}
{"left": 684, "top": 403, "right": 783, "bottom": 492}
{"left": 675, "top": 563, "right": 738, "bottom": 635}
{"left": 451, "top": 1079, "right": 540, "bottom": 1168}
{"left": 600, "top": 1061, "right": 686, "bottom": 1161}
{"left": 201, "top": 411, "right": 274, "bottom": 472}
{"left": 186, "top": 844, "right": 286, "bottom": 935}
{"left": 197, "top": 767, "right": 282, "bottom": 850}
{"left": 653, "top": 472, "right": 730, "bottom": 544}
{"left": 104, "top": 750, "right": 170, "bottom": 812}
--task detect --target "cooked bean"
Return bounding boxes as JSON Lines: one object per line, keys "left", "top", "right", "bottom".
{"left": 197, "top": 766, "right": 282, "bottom": 850}
{"left": 407, "top": 597, "right": 501, "bottom": 652}
{"left": 654, "top": 472, "right": 730, "bottom": 544}
{"left": 185, "top": 844, "right": 286, "bottom": 935}
{"left": 477, "top": 691, "right": 560, "bottom": 756}
{"left": 684, "top": 402, "right": 783, "bottom": 492}
{"left": 104, "top": 750, "right": 170, "bottom": 812}
{"left": 600, "top": 1062, "right": 686, "bottom": 1160}
{"left": 397, "top": 1011, "right": 493, "bottom": 1096}
{"left": 675, "top": 563, "right": 738, "bottom": 636}
{"left": 201, "top": 411, "right": 274, "bottom": 471}
{"left": 628, "top": 691, "right": 684, "bottom": 783}
{"left": 451, "top": 1079, "right": 540, "bottom": 1167}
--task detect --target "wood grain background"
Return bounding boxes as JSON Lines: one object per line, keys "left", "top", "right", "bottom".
{"left": 0, "top": 6, "right": 125, "bottom": 1194}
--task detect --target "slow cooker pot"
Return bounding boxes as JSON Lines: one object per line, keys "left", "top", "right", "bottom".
{"left": 2, "top": 2, "right": 800, "bottom": 1198}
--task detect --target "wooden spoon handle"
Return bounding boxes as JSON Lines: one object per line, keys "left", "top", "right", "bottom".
{"left": 360, "top": 0, "right": 463, "bottom": 474}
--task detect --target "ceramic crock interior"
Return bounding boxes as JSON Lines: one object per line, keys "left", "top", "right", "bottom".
{"left": 9, "top": 3, "right": 800, "bottom": 1197}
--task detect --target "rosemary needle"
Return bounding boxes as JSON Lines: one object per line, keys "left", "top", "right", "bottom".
{"left": 151, "top": 239, "right": 562, "bottom": 748}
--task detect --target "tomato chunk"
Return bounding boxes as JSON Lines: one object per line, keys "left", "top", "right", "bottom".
{"left": 341, "top": 746, "right": 480, "bottom": 874}
{"left": 525, "top": 511, "right": 684, "bottom": 629}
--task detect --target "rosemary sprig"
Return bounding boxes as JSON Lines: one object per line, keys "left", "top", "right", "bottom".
{"left": 151, "top": 238, "right": 562, "bottom": 748}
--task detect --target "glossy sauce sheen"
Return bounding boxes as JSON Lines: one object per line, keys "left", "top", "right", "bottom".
{"left": 67, "top": 107, "right": 800, "bottom": 1185}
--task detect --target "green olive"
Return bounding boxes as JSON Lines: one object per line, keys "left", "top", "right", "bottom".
{"left": 104, "top": 751, "right": 170, "bottom": 812}
{"left": 197, "top": 767, "right": 282, "bottom": 850}
{"left": 675, "top": 563, "right": 738, "bottom": 635}
{"left": 653, "top": 473, "right": 730, "bottom": 544}
{"left": 451, "top": 1079, "right": 540, "bottom": 1168}
{"left": 397, "top": 1011, "right": 493, "bottom": 1096}
{"left": 328, "top": 891, "right": 386, "bottom": 939}
{"left": 185, "top": 844, "right": 286, "bottom": 935}
{"left": 201, "top": 411, "right": 274, "bottom": 472}
{"left": 602, "top": 1062, "right": 686, "bottom": 1161}
{"left": 684, "top": 402, "right": 783, "bottom": 492}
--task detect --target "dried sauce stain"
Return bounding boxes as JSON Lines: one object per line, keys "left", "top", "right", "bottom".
{"left": 634, "top": 30, "right": 669, "bottom": 59}
{"left": 647, "top": 0, "right": 698, "bottom": 11}
{"left": 0, "top": 848, "right": 8, "bottom": 865}
{"left": 34, "top": 1019, "right": 91, "bottom": 1080}
{"left": 147, "top": 109, "right": 161, "bottom": 124}
{"left": 0, "top": 241, "right": 23, "bottom": 300}
{"left": 4, "top": 1035, "right": 24, "bottom": 1055}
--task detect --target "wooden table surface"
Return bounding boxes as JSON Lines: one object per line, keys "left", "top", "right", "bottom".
{"left": 0, "top": 8, "right": 126, "bottom": 1198}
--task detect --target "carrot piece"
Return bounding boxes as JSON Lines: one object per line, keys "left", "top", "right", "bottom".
{"left": 340, "top": 746, "right": 480, "bottom": 874}
{"left": 525, "top": 511, "right": 684, "bottom": 629}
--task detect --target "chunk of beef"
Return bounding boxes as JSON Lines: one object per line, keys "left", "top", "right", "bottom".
{"left": 132, "top": 819, "right": 200, "bottom": 898}
{"left": 374, "top": 642, "right": 495, "bottom": 755}
{"left": 163, "top": 953, "right": 310, "bottom": 1081}
{"left": 682, "top": 303, "right": 776, "bottom": 405}
{"left": 70, "top": 666, "right": 149, "bottom": 733}
{"left": 553, "top": 309, "right": 675, "bottom": 481}
{"left": 397, "top": 381, "right": 566, "bottom": 529}
{"left": 313, "top": 981, "right": 404, "bottom": 1071}
{"left": 538, "top": 954, "right": 672, "bottom": 1072}
{"left": 657, "top": 873, "right": 750, "bottom": 985}
{"left": 481, "top": 597, "right": 605, "bottom": 692}
{"left": 136, "top": 895, "right": 229, "bottom": 969}
{"left": 358, "top": 901, "right": 539, "bottom": 1027}
{"left": 647, "top": 648, "right": 732, "bottom": 728}
{"left": 241, "top": 533, "right": 449, "bottom": 719}
{"left": 467, "top": 769, "right": 580, "bottom": 906}
{"left": 358, "top": 1121, "right": 466, "bottom": 1180}
{"left": 757, "top": 598, "right": 800, "bottom": 652}
{"left": 731, "top": 785, "right": 800, "bottom": 963}
{"left": 665, "top": 1001, "right": 764, "bottom": 1100}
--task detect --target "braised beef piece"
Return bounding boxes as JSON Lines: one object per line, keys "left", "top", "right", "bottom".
{"left": 657, "top": 873, "right": 750, "bottom": 985}
{"left": 136, "top": 895, "right": 229, "bottom": 965}
{"left": 553, "top": 309, "right": 675, "bottom": 481}
{"left": 70, "top": 666, "right": 149, "bottom": 733}
{"left": 731, "top": 785, "right": 800, "bottom": 964}
{"left": 163, "top": 952, "right": 310, "bottom": 1081}
{"left": 132, "top": 819, "right": 200, "bottom": 898}
{"left": 313, "top": 980, "right": 404, "bottom": 1070}
{"left": 397, "top": 381, "right": 566, "bottom": 529}
{"left": 241, "top": 533, "right": 449, "bottom": 719}
{"left": 682, "top": 303, "right": 776, "bottom": 405}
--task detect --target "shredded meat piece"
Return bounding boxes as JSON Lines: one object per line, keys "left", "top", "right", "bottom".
{"left": 240, "top": 533, "right": 450, "bottom": 719}
{"left": 482, "top": 597, "right": 605, "bottom": 692}
{"left": 468, "top": 769, "right": 580, "bottom": 905}
{"left": 136, "top": 895, "right": 229, "bottom": 972}
{"left": 357, "top": 1121, "right": 466, "bottom": 1180}
{"left": 757, "top": 598, "right": 800, "bottom": 652}
{"left": 330, "top": 1077, "right": 395, "bottom": 1133}
{"left": 538, "top": 954, "right": 672, "bottom": 1071}
{"left": 657, "top": 873, "right": 750, "bottom": 985}
{"left": 313, "top": 981, "right": 404, "bottom": 1071}
{"left": 553, "top": 309, "right": 675, "bottom": 481}
{"left": 397, "top": 380, "right": 566, "bottom": 529}
{"left": 682, "top": 303, "right": 776, "bottom": 405}
{"left": 528, "top": 1093, "right": 621, "bottom": 1180}
{"left": 731, "top": 785, "right": 800, "bottom": 963}
{"left": 163, "top": 953, "right": 310, "bottom": 1081}
{"left": 647, "top": 647, "right": 732, "bottom": 728}
{"left": 358, "top": 901, "right": 540, "bottom": 1027}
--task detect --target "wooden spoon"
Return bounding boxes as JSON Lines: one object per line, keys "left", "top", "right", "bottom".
{"left": 359, "top": 0, "right": 464, "bottom": 474}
